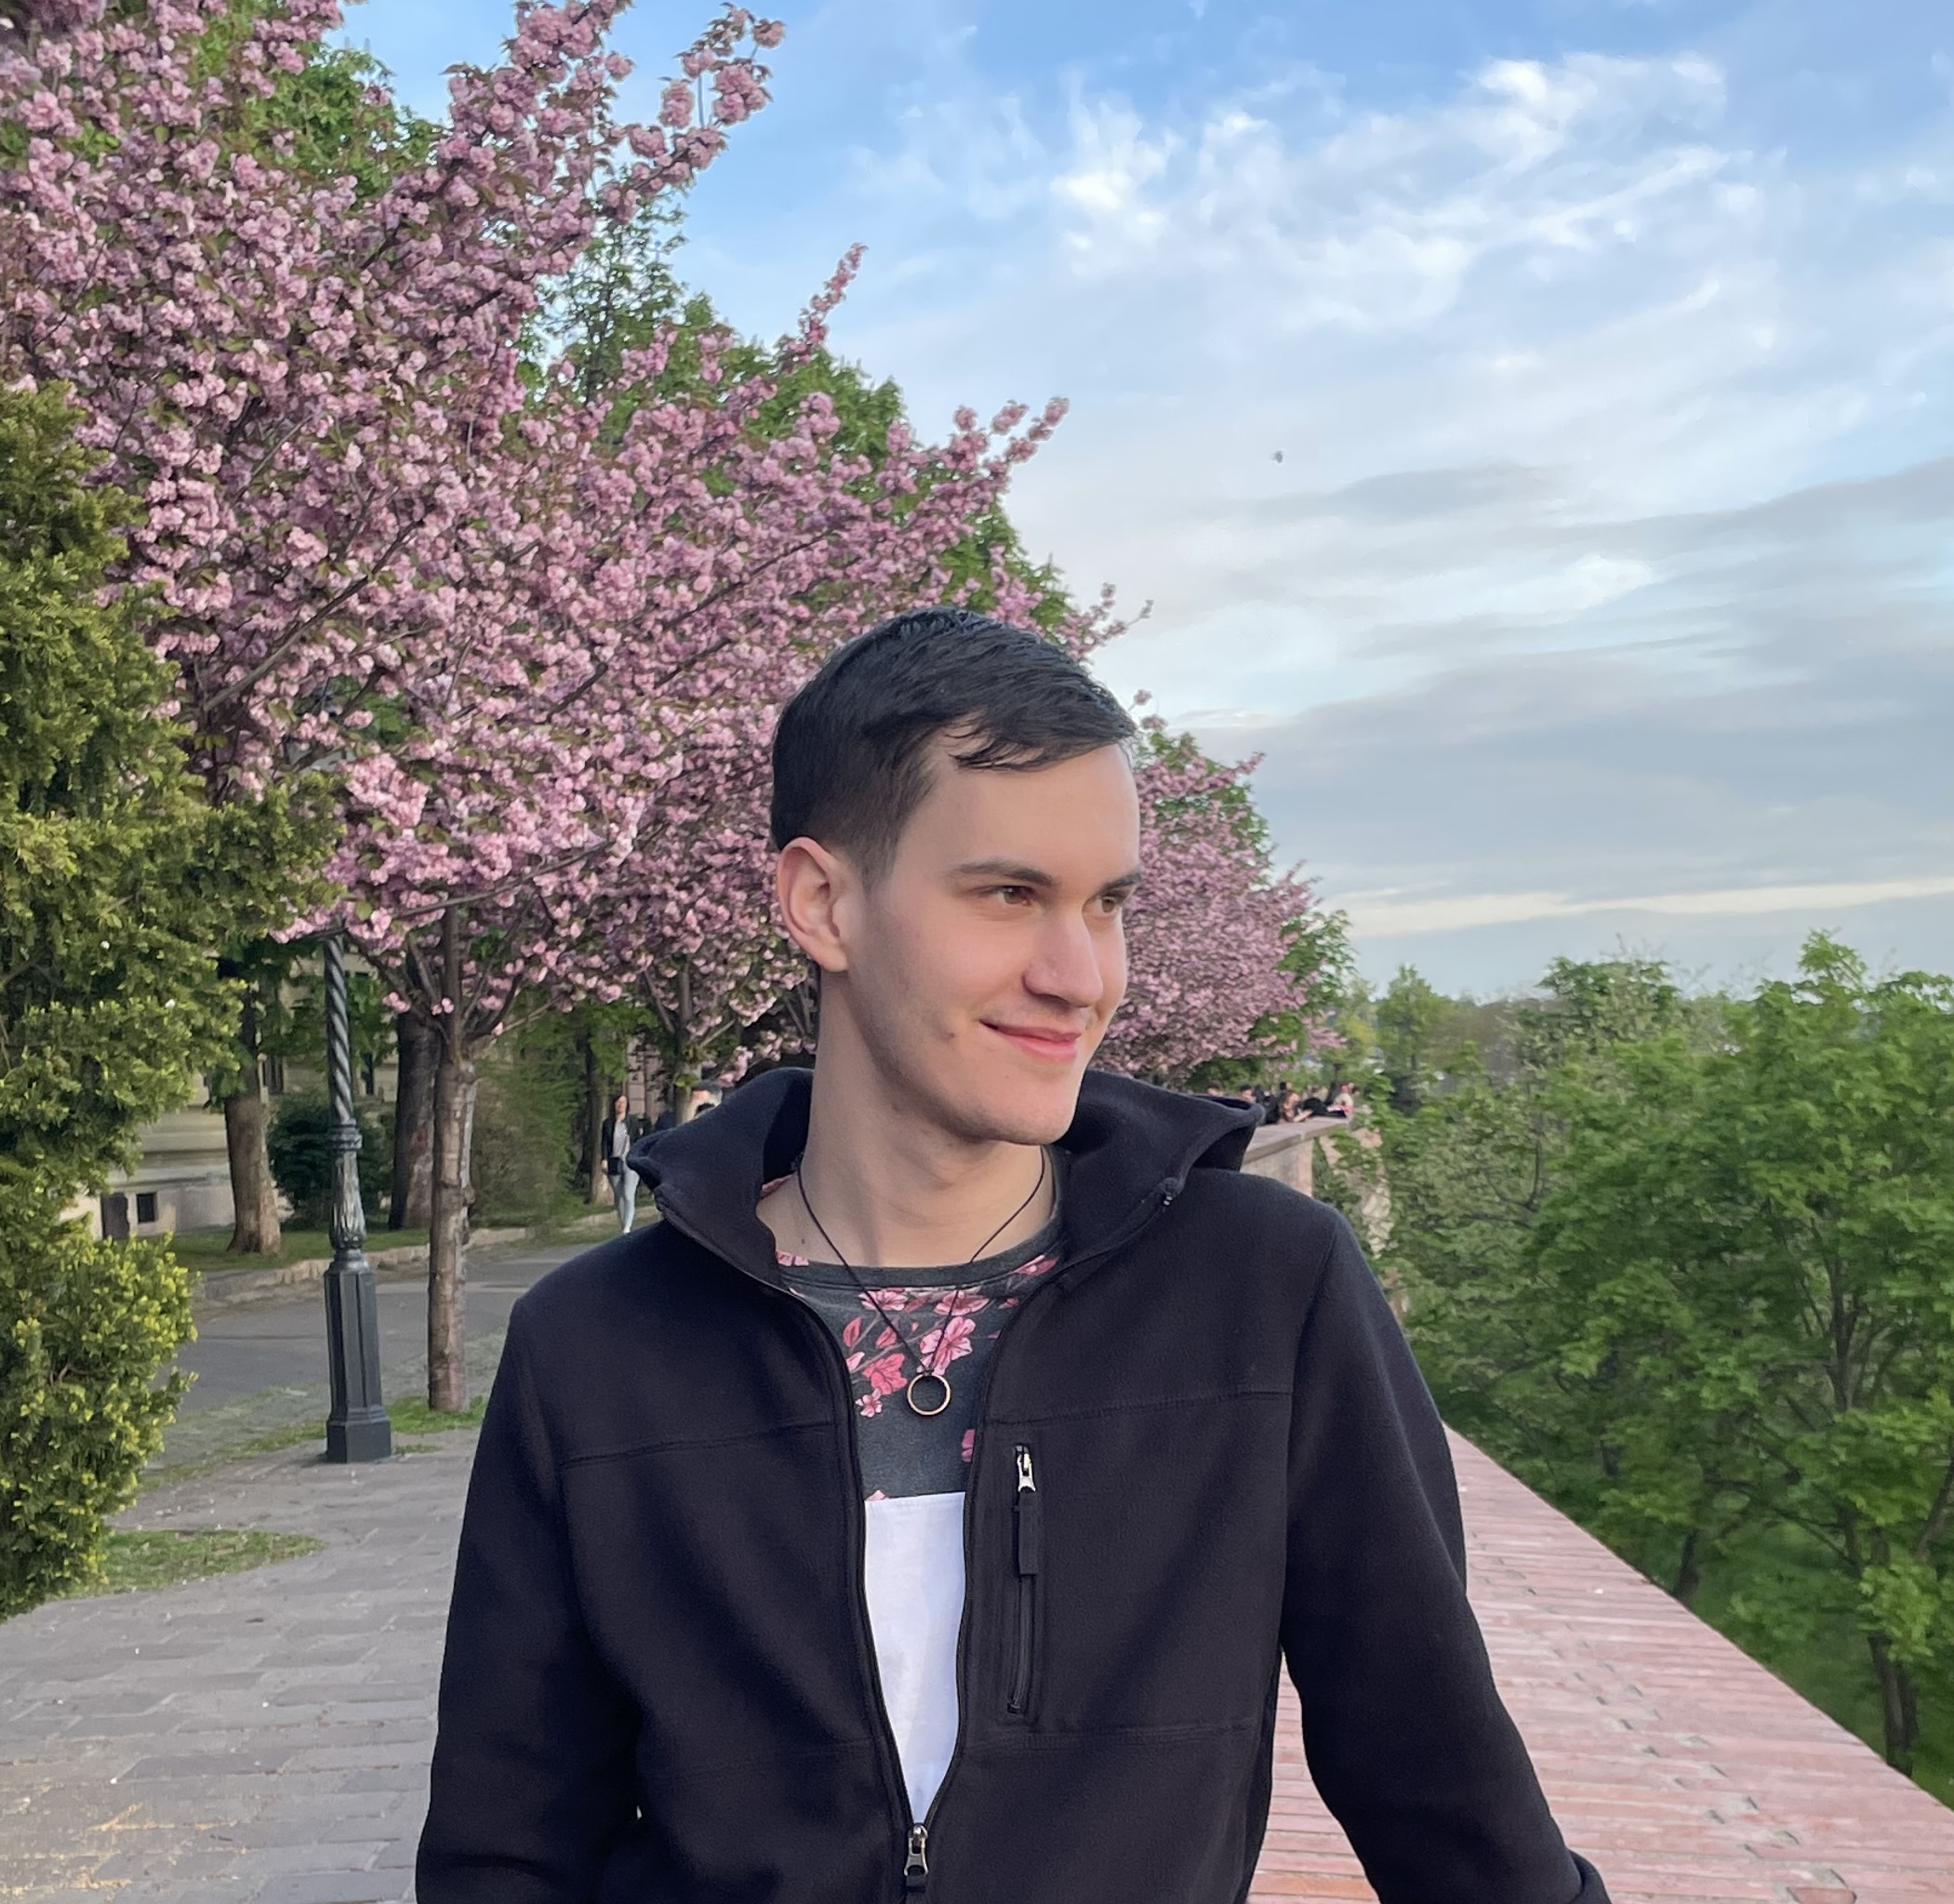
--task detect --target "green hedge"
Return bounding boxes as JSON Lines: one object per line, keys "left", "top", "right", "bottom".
{"left": 267, "top": 1088, "right": 391, "bottom": 1227}
{"left": 0, "top": 1194, "right": 193, "bottom": 1617}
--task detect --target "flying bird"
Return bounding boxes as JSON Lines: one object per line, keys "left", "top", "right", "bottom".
{"left": 1271, "top": 450, "right": 1283, "bottom": 462}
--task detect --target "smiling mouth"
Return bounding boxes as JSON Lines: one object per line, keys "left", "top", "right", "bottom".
{"left": 985, "top": 1022, "right": 1083, "bottom": 1060}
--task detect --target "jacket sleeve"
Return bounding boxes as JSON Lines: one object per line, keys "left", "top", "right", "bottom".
{"left": 418, "top": 1307, "right": 639, "bottom": 1902}
{"left": 1279, "top": 1216, "right": 1608, "bottom": 1904}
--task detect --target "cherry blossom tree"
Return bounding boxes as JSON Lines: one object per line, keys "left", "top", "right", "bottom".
{"left": 1097, "top": 729, "right": 1320, "bottom": 1087}
{"left": 1, "top": 0, "right": 1307, "bottom": 1414}
{"left": 0, "top": 0, "right": 780, "bottom": 1246}
{"left": 577, "top": 719, "right": 798, "bottom": 1116}
{"left": 310, "top": 254, "right": 1097, "bottom": 1405}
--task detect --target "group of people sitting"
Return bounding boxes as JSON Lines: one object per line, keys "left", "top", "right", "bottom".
{"left": 1205, "top": 1080, "right": 1357, "bottom": 1125}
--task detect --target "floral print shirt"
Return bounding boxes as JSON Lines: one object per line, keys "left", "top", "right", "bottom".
{"left": 778, "top": 1207, "right": 1063, "bottom": 1501}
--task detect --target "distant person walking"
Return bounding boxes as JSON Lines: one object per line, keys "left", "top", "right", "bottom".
{"left": 601, "top": 1093, "right": 643, "bottom": 1232}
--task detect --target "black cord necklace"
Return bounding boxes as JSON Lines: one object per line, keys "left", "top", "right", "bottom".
{"left": 793, "top": 1150, "right": 1050, "bottom": 1418}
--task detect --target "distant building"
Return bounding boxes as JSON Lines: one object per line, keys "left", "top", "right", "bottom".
{"left": 94, "top": 1098, "right": 234, "bottom": 1241}
{"left": 89, "top": 1051, "right": 400, "bottom": 1243}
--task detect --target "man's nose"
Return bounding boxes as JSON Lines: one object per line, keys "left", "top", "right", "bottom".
{"left": 1026, "top": 911, "right": 1106, "bottom": 1010}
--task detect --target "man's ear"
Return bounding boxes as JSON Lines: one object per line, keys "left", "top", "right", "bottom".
{"left": 777, "top": 836, "right": 854, "bottom": 975}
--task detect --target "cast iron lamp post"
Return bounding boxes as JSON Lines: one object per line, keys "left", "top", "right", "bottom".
{"left": 322, "top": 931, "right": 392, "bottom": 1461}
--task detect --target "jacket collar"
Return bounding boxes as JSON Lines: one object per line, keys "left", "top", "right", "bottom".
{"left": 628, "top": 1065, "right": 1261, "bottom": 1286}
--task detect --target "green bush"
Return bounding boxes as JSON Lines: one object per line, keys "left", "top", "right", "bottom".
{"left": 0, "top": 386, "right": 257, "bottom": 1618}
{"left": 267, "top": 1089, "right": 390, "bottom": 1227}
{"left": 470, "top": 1030, "right": 580, "bottom": 1226}
{"left": 0, "top": 1193, "right": 193, "bottom": 1617}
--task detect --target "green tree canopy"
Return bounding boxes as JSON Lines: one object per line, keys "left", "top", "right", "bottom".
{"left": 0, "top": 385, "right": 238, "bottom": 1177}
{"left": 0, "top": 384, "right": 245, "bottom": 1613}
{"left": 1526, "top": 938, "right": 1954, "bottom": 1772}
{"left": 1384, "top": 938, "right": 1954, "bottom": 1779}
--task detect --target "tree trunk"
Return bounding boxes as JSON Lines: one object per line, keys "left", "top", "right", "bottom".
{"left": 389, "top": 1005, "right": 435, "bottom": 1231}
{"left": 426, "top": 906, "right": 474, "bottom": 1414}
{"left": 667, "top": 966, "right": 697, "bottom": 1125}
{"left": 223, "top": 987, "right": 281, "bottom": 1254}
{"left": 578, "top": 1023, "right": 605, "bottom": 1204}
{"left": 428, "top": 1032, "right": 476, "bottom": 1413}
{"left": 1869, "top": 1633, "right": 1921, "bottom": 1772}
{"left": 1670, "top": 1528, "right": 1702, "bottom": 1608}
{"left": 222, "top": 1080, "right": 282, "bottom": 1254}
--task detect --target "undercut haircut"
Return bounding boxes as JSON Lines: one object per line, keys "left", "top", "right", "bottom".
{"left": 770, "top": 606, "right": 1137, "bottom": 878}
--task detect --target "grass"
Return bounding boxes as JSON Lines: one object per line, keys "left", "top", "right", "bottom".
{"left": 168, "top": 1201, "right": 614, "bottom": 1275}
{"left": 385, "top": 1394, "right": 488, "bottom": 1433}
{"left": 168, "top": 1222, "right": 429, "bottom": 1272}
{"left": 74, "top": 1527, "right": 324, "bottom": 1596}
{"left": 233, "top": 1418, "right": 328, "bottom": 1458}
{"left": 210, "top": 1393, "right": 487, "bottom": 1464}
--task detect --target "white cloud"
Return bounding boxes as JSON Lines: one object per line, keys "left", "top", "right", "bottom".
{"left": 1343, "top": 875, "right": 1954, "bottom": 939}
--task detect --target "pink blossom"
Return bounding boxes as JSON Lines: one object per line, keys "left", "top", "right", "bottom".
{"left": 917, "top": 1313, "right": 977, "bottom": 1369}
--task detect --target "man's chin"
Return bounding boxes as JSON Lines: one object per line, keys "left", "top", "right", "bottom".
{"left": 941, "top": 1078, "right": 1086, "bottom": 1150}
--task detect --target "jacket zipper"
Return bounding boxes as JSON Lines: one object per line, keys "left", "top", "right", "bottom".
{"left": 905, "top": 1288, "right": 1061, "bottom": 1893}
{"left": 654, "top": 1176, "right": 1184, "bottom": 1900}
{"left": 1008, "top": 1443, "right": 1041, "bottom": 1715}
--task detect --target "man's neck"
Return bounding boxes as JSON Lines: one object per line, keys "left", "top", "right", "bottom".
{"left": 765, "top": 1044, "right": 1053, "bottom": 1272}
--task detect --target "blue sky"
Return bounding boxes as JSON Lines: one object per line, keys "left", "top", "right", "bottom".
{"left": 342, "top": 0, "right": 1954, "bottom": 994}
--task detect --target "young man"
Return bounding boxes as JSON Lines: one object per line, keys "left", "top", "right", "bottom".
{"left": 419, "top": 609, "right": 1608, "bottom": 1904}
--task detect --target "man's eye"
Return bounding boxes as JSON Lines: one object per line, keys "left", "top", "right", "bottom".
{"left": 989, "top": 885, "right": 1033, "bottom": 904}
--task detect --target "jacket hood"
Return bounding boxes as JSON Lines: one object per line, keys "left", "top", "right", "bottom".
{"left": 627, "top": 1066, "right": 1262, "bottom": 1285}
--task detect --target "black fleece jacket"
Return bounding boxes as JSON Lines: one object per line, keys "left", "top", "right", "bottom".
{"left": 419, "top": 1067, "right": 1608, "bottom": 1904}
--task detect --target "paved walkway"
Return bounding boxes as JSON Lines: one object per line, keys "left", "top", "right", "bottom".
{"left": 177, "top": 1219, "right": 632, "bottom": 1415}
{"left": 153, "top": 1233, "right": 605, "bottom": 1485}
{"left": 4, "top": 1422, "right": 1951, "bottom": 1900}
{"left": 0, "top": 1437, "right": 466, "bottom": 1902}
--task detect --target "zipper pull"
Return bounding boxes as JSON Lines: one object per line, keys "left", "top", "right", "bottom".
{"left": 904, "top": 1823, "right": 929, "bottom": 1890}
{"left": 1014, "top": 1443, "right": 1041, "bottom": 1575}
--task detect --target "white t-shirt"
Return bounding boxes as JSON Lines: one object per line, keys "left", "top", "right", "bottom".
{"left": 863, "top": 1493, "right": 966, "bottom": 1817}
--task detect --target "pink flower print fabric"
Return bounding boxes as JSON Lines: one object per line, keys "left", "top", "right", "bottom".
{"left": 808, "top": 1254, "right": 1058, "bottom": 1421}
{"left": 777, "top": 1230, "right": 1064, "bottom": 1502}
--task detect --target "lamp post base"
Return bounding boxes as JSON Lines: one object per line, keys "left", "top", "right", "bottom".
{"left": 322, "top": 1255, "right": 393, "bottom": 1464}
{"left": 326, "top": 1408, "right": 394, "bottom": 1463}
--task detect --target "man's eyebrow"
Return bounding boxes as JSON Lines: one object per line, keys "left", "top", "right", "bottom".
{"left": 951, "top": 859, "right": 1058, "bottom": 886}
{"left": 950, "top": 859, "right": 1144, "bottom": 895}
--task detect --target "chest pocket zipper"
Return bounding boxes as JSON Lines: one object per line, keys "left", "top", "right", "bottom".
{"left": 1009, "top": 1444, "right": 1040, "bottom": 1716}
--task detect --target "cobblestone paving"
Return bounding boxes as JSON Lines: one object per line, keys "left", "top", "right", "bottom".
{"left": 7, "top": 1412, "right": 1954, "bottom": 1900}
{"left": 0, "top": 1433, "right": 471, "bottom": 1903}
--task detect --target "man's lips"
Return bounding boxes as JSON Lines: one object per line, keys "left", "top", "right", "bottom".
{"left": 985, "top": 1022, "right": 1083, "bottom": 1060}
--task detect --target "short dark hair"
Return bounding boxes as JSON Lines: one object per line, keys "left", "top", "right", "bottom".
{"left": 770, "top": 606, "right": 1136, "bottom": 875}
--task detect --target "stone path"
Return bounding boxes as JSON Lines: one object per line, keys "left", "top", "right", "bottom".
{"left": 0, "top": 1437, "right": 468, "bottom": 1902}
{"left": 5, "top": 1423, "right": 1952, "bottom": 1900}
